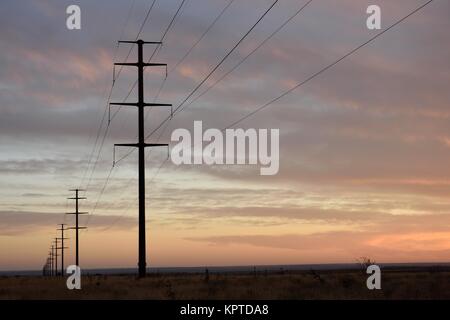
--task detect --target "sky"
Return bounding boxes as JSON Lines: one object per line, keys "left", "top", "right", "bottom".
{"left": 0, "top": 0, "right": 449, "bottom": 271}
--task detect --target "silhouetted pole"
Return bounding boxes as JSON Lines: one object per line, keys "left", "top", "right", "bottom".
{"left": 112, "top": 39, "right": 171, "bottom": 278}
{"left": 48, "top": 251, "right": 52, "bottom": 276}
{"left": 67, "top": 189, "right": 87, "bottom": 267}
{"left": 53, "top": 239, "right": 60, "bottom": 276}
{"left": 43, "top": 259, "right": 49, "bottom": 276}
{"left": 46, "top": 257, "right": 51, "bottom": 276}
{"left": 50, "top": 245, "right": 55, "bottom": 276}
{"left": 57, "top": 224, "right": 69, "bottom": 277}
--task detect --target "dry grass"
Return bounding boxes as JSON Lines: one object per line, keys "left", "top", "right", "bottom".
{"left": 0, "top": 270, "right": 449, "bottom": 300}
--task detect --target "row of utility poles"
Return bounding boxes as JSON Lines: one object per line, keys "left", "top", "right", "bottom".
{"left": 42, "top": 39, "right": 170, "bottom": 278}
{"left": 42, "top": 189, "right": 87, "bottom": 276}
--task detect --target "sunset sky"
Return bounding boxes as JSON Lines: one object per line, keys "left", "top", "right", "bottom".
{"left": 1, "top": 0, "right": 449, "bottom": 271}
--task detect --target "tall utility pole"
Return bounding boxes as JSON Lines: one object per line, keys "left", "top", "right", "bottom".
{"left": 57, "top": 224, "right": 69, "bottom": 276}
{"left": 66, "top": 189, "right": 87, "bottom": 267}
{"left": 111, "top": 39, "right": 171, "bottom": 278}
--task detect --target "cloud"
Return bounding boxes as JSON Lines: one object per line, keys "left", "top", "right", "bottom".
{"left": 0, "top": 159, "right": 85, "bottom": 175}
{"left": 0, "top": 210, "right": 135, "bottom": 235}
{"left": 185, "top": 229, "right": 450, "bottom": 262}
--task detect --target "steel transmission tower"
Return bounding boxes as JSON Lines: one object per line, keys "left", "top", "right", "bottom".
{"left": 111, "top": 39, "right": 171, "bottom": 278}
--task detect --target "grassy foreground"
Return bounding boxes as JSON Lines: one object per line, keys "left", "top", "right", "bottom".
{"left": 1, "top": 269, "right": 449, "bottom": 299}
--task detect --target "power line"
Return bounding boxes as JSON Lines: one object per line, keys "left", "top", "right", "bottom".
{"left": 144, "top": 0, "right": 279, "bottom": 140}
{"left": 118, "top": 0, "right": 137, "bottom": 42}
{"left": 155, "top": 0, "right": 188, "bottom": 51}
{"left": 99, "top": 155, "right": 169, "bottom": 233}
{"left": 182, "top": 0, "right": 314, "bottom": 112}
{"left": 151, "top": 0, "right": 236, "bottom": 106}
{"left": 86, "top": 164, "right": 115, "bottom": 224}
{"left": 170, "top": 0, "right": 236, "bottom": 75}
{"left": 80, "top": 0, "right": 159, "bottom": 194}
{"left": 78, "top": 0, "right": 139, "bottom": 190}
{"left": 173, "top": 0, "right": 279, "bottom": 116}
{"left": 224, "top": 0, "right": 435, "bottom": 129}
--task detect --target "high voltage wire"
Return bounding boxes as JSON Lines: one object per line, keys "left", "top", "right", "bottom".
{"left": 170, "top": 0, "right": 236, "bottom": 74}
{"left": 118, "top": 0, "right": 137, "bottom": 42}
{"left": 224, "top": 0, "right": 435, "bottom": 129}
{"left": 151, "top": 0, "right": 237, "bottom": 104}
{"left": 145, "top": 0, "right": 280, "bottom": 141}
{"left": 85, "top": 164, "right": 114, "bottom": 226}
{"left": 182, "top": 0, "right": 314, "bottom": 113}
{"left": 78, "top": 0, "right": 137, "bottom": 191}
{"left": 172, "top": 0, "right": 279, "bottom": 119}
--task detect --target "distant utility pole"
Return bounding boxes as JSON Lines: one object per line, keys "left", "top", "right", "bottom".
{"left": 111, "top": 39, "right": 171, "bottom": 278}
{"left": 46, "top": 257, "right": 50, "bottom": 276}
{"left": 43, "top": 258, "right": 50, "bottom": 276}
{"left": 50, "top": 245, "right": 55, "bottom": 277}
{"left": 47, "top": 257, "right": 51, "bottom": 276}
{"left": 57, "top": 224, "right": 69, "bottom": 277}
{"left": 66, "top": 189, "right": 87, "bottom": 267}
{"left": 53, "top": 239, "right": 59, "bottom": 276}
{"left": 48, "top": 251, "right": 52, "bottom": 276}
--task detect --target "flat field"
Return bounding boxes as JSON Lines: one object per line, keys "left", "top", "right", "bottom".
{"left": 0, "top": 269, "right": 449, "bottom": 299}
